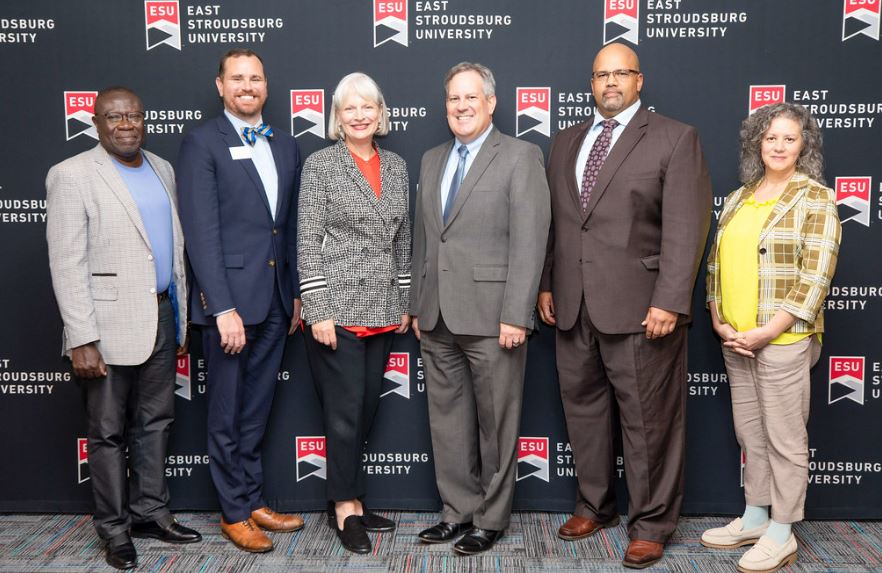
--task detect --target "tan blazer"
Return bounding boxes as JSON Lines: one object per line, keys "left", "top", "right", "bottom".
{"left": 411, "top": 127, "right": 551, "bottom": 336}
{"left": 541, "top": 107, "right": 712, "bottom": 334}
{"left": 46, "top": 144, "right": 188, "bottom": 365}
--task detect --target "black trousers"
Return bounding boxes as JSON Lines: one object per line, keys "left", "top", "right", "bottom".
{"left": 305, "top": 326, "right": 394, "bottom": 501}
{"left": 79, "top": 297, "right": 176, "bottom": 540}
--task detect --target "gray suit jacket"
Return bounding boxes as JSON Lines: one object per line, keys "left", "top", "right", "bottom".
{"left": 46, "top": 144, "right": 188, "bottom": 365}
{"left": 540, "top": 107, "right": 712, "bottom": 333}
{"left": 411, "top": 127, "right": 551, "bottom": 336}
{"left": 297, "top": 140, "right": 411, "bottom": 326}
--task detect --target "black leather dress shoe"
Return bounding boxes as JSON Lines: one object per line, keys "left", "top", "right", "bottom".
{"left": 333, "top": 514, "right": 371, "bottom": 554}
{"left": 131, "top": 520, "right": 202, "bottom": 544}
{"left": 359, "top": 503, "right": 396, "bottom": 532}
{"left": 105, "top": 533, "right": 137, "bottom": 570}
{"left": 418, "top": 521, "right": 473, "bottom": 544}
{"left": 453, "top": 528, "right": 504, "bottom": 555}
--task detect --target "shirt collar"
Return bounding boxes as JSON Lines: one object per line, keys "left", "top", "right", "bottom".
{"left": 454, "top": 123, "right": 494, "bottom": 155}
{"left": 224, "top": 109, "right": 264, "bottom": 132}
{"left": 591, "top": 99, "right": 641, "bottom": 131}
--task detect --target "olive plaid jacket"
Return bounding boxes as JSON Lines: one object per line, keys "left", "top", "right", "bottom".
{"left": 706, "top": 172, "right": 841, "bottom": 334}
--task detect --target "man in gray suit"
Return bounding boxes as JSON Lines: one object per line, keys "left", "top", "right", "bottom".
{"left": 47, "top": 87, "right": 201, "bottom": 570}
{"left": 411, "top": 62, "right": 551, "bottom": 555}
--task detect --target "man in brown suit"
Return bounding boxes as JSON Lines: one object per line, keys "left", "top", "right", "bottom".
{"left": 537, "top": 43, "right": 711, "bottom": 569}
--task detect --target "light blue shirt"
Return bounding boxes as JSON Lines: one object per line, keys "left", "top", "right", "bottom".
{"left": 224, "top": 110, "right": 279, "bottom": 220}
{"left": 440, "top": 123, "right": 495, "bottom": 214}
{"left": 113, "top": 156, "right": 173, "bottom": 293}
{"left": 575, "top": 99, "right": 642, "bottom": 189}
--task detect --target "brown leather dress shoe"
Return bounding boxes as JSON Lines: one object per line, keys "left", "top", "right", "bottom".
{"left": 220, "top": 518, "right": 273, "bottom": 553}
{"left": 251, "top": 507, "right": 304, "bottom": 532}
{"left": 558, "top": 515, "right": 620, "bottom": 541}
{"left": 623, "top": 539, "right": 664, "bottom": 569}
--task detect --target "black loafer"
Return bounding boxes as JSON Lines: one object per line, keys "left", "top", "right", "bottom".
{"left": 105, "top": 533, "right": 137, "bottom": 570}
{"left": 334, "top": 514, "right": 371, "bottom": 554}
{"left": 453, "top": 528, "right": 504, "bottom": 555}
{"left": 131, "top": 519, "right": 202, "bottom": 544}
{"left": 418, "top": 521, "right": 473, "bottom": 544}
{"left": 360, "top": 503, "right": 395, "bottom": 532}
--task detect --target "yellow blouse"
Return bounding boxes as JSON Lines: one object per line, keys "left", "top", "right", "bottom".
{"left": 719, "top": 195, "right": 810, "bottom": 345}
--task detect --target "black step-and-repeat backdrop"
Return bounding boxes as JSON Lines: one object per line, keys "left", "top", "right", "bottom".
{"left": 1, "top": 0, "right": 881, "bottom": 519}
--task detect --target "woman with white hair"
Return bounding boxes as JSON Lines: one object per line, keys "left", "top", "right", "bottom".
{"left": 297, "top": 72, "right": 411, "bottom": 553}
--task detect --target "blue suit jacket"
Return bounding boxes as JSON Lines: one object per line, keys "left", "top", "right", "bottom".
{"left": 177, "top": 114, "right": 301, "bottom": 326}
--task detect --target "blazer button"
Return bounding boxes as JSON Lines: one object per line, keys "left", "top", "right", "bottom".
{"left": 759, "top": 247, "right": 767, "bottom": 254}
{"left": 272, "top": 228, "right": 278, "bottom": 235}
{"left": 147, "top": 254, "right": 154, "bottom": 261}
{"left": 362, "top": 247, "right": 369, "bottom": 254}
{"left": 441, "top": 237, "right": 447, "bottom": 243}
{"left": 390, "top": 279, "right": 395, "bottom": 285}
{"left": 268, "top": 259, "right": 276, "bottom": 267}
{"left": 384, "top": 247, "right": 391, "bottom": 254}
{"left": 359, "top": 278, "right": 366, "bottom": 286}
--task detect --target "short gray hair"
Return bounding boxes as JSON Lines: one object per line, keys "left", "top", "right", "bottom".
{"left": 327, "top": 72, "right": 391, "bottom": 141}
{"left": 444, "top": 62, "right": 496, "bottom": 98}
{"left": 739, "top": 102, "right": 825, "bottom": 185}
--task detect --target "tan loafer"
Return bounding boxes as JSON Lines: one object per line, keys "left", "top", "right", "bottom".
{"left": 251, "top": 507, "right": 304, "bottom": 532}
{"left": 737, "top": 533, "right": 797, "bottom": 573}
{"left": 701, "top": 517, "right": 769, "bottom": 549}
{"left": 220, "top": 518, "right": 273, "bottom": 553}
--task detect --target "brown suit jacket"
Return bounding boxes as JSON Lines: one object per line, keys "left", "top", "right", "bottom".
{"left": 540, "top": 106, "right": 711, "bottom": 334}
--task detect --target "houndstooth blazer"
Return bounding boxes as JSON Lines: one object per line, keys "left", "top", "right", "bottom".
{"left": 46, "top": 144, "right": 188, "bottom": 365}
{"left": 297, "top": 140, "right": 411, "bottom": 326}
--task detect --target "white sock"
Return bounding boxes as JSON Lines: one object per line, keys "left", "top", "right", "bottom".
{"left": 765, "top": 520, "right": 792, "bottom": 544}
{"left": 741, "top": 505, "right": 769, "bottom": 530}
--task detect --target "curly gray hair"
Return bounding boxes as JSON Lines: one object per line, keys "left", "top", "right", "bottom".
{"left": 738, "top": 102, "right": 825, "bottom": 185}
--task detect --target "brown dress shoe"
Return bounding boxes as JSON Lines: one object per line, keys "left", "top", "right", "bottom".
{"left": 558, "top": 515, "right": 620, "bottom": 541}
{"left": 220, "top": 518, "right": 273, "bottom": 553}
{"left": 251, "top": 507, "right": 304, "bottom": 532}
{"left": 623, "top": 539, "right": 664, "bottom": 569}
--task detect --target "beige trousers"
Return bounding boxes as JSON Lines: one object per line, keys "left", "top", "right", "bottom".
{"left": 723, "top": 336, "right": 821, "bottom": 523}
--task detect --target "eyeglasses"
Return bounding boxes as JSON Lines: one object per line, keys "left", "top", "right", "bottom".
{"left": 591, "top": 69, "right": 640, "bottom": 82}
{"left": 103, "top": 112, "right": 145, "bottom": 125}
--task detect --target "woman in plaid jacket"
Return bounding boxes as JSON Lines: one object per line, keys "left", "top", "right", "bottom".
{"left": 700, "top": 103, "right": 841, "bottom": 573}
{"left": 297, "top": 73, "right": 411, "bottom": 554}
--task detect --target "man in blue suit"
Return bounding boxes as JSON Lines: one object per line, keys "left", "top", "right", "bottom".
{"left": 177, "top": 48, "right": 303, "bottom": 553}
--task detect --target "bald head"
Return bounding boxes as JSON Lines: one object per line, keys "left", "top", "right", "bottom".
{"left": 591, "top": 43, "right": 643, "bottom": 118}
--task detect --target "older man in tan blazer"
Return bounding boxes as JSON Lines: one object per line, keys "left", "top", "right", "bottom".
{"left": 411, "top": 62, "right": 550, "bottom": 555}
{"left": 537, "top": 44, "right": 711, "bottom": 569}
{"left": 47, "top": 87, "right": 199, "bottom": 570}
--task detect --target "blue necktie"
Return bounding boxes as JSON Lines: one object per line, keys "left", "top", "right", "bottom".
{"left": 443, "top": 144, "right": 469, "bottom": 224}
{"left": 242, "top": 123, "right": 273, "bottom": 145}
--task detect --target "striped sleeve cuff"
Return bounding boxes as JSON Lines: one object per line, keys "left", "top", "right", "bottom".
{"left": 397, "top": 273, "right": 411, "bottom": 289}
{"left": 299, "top": 276, "right": 328, "bottom": 295}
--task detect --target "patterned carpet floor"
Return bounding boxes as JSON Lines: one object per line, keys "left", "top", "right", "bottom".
{"left": 0, "top": 512, "right": 879, "bottom": 572}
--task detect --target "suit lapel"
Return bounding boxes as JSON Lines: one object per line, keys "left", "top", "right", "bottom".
{"left": 143, "top": 150, "right": 184, "bottom": 255}
{"left": 376, "top": 147, "right": 398, "bottom": 224}
{"left": 91, "top": 145, "right": 151, "bottom": 247}
{"left": 269, "top": 135, "right": 286, "bottom": 220}
{"left": 443, "top": 128, "right": 499, "bottom": 229}
{"left": 583, "top": 107, "right": 649, "bottom": 221}
{"left": 217, "top": 115, "right": 273, "bottom": 218}
{"left": 564, "top": 122, "right": 592, "bottom": 211}
{"left": 426, "top": 140, "right": 453, "bottom": 232}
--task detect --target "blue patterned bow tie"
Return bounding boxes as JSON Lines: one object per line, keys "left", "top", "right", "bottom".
{"left": 242, "top": 123, "right": 273, "bottom": 145}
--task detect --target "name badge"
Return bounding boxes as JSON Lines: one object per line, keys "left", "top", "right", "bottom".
{"left": 229, "top": 146, "right": 253, "bottom": 160}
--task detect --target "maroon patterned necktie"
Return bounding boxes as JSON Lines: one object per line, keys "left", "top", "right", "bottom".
{"left": 579, "top": 118, "right": 619, "bottom": 211}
